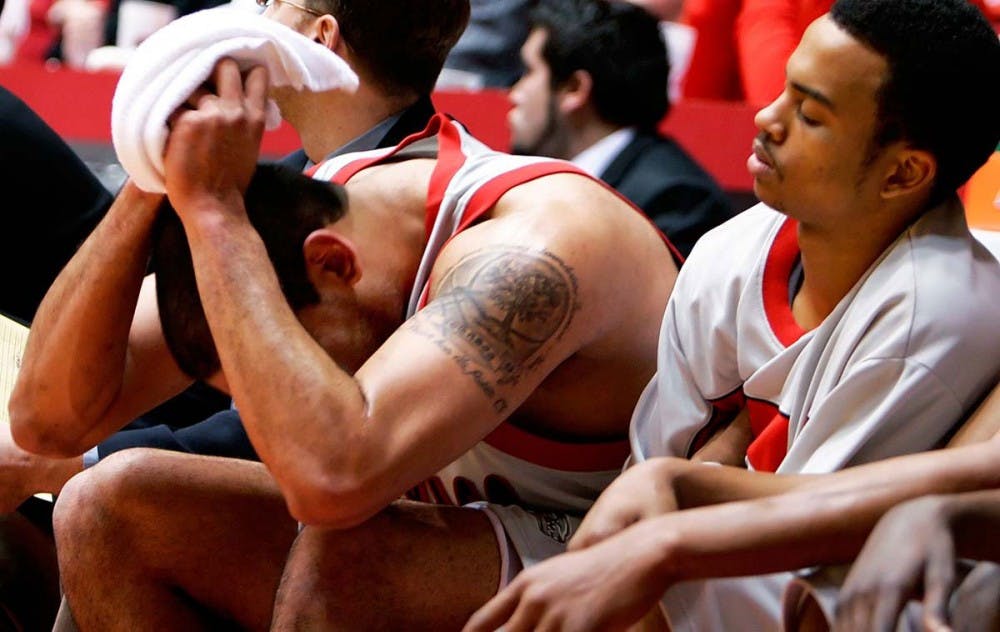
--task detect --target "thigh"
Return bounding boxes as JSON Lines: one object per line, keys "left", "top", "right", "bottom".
{"left": 57, "top": 449, "right": 298, "bottom": 629}
{"left": 283, "top": 499, "right": 502, "bottom": 631}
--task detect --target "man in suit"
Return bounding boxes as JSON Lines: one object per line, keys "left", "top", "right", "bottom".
{"left": 508, "top": 0, "right": 733, "bottom": 257}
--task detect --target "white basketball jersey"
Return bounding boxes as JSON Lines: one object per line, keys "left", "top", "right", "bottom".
{"left": 631, "top": 197, "right": 1000, "bottom": 631}
{"left": 314, "top": 114, "right": 659, "bottom": 514}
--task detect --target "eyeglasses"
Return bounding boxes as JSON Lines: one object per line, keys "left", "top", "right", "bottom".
{"left": 256, "top": 0, "right": 325, "bottom": 17}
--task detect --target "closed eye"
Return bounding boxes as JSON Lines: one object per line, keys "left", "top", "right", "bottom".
{"left": 796, "top": 103, "right": 820, "bottom": 127}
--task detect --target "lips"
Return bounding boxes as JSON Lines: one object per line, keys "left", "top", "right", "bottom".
{"left": 752, "top": 139, "right": 775, "bottom": 169}
{"left": 747, "top": 137, "right": 780, "bottom": 181}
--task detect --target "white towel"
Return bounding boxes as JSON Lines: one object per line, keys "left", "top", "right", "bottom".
{"left": 112, "top": 6, "right": 358, "bottom": 193}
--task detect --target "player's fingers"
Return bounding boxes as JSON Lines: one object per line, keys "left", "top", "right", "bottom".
{"left": 212, "top": 57, "right": 244, "bottom": 100}
{"left": 868, "top": 589, "right": 907, "bottom": 632}
{"left": 502, "top": 597, "right": 546, "bottom": 632}
{"left": 923, "top": 542, "right": 956, "bottom": 630}
{"left": 834, "top": 592, "right": 880, "bottom": 632}
{"left": 243, "top": 64, "right": 270, "bottom": 111}
{"left": 462, "top": 585, "right": 523, "bottom": 632}
{"left": 165, "top": 105, "right": 200, "bottom": 134}
{"left": 190, "top": 87, "right": 217, "bottom": 111}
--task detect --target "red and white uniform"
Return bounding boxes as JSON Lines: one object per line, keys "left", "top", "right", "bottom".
{"left": 630, "top": 198, "right": 1000, "bottom": 630}
{"left": 314, "top": 114, "right": 667, "bottom": 574}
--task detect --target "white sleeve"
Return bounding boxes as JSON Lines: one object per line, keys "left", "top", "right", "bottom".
{"left": 630, "top": 262, "right": 745, "bottom": 461}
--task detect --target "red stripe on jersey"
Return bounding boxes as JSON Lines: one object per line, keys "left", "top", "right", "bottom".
{"left": 746, "top": 397, "right": 790, "bottom": 472}
{"left": 415, "top": 161, "right": 592, "bottom": 311}
{"left": 762, "top": 218, "right": 807, "bottom": 347}
{"left": 425, "top": 115, "right": 468, "bottom": 237}
{"left": 407, "top": 476, "right": 452, "bottom": 505}
{"left": 323, "top": 115, "right": 447, "bottom": 186}
{"left": 483, "top": 421, "right": 629, "bottom": 472}
{"left": 453, "top": 163, "right": 682, "bottom": 263}
{"left": 687, "top": 388, "right": 747, "bottom": 457}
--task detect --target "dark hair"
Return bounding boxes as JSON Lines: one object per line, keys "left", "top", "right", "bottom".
{"left": 308, "top": 0, "right": 471, "bottom": 97}
{"left": 530, "top": 0, "right": 670, "bottom": 129}
{"left": 830, "top": 0, "right": 1000, "bottom": 202}
{"left": 153, "top": 163, "right": 348, "bottom": 379}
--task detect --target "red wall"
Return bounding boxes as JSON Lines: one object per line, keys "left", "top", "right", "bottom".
{"left": 0, "top": 63, "right": 758, "bottom": 191}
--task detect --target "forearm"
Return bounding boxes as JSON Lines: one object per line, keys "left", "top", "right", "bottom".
{"left": 9, "top": 183, "right": 164, "bottom": 454}
{"left": 182, "top": 210, "right": 372, "bottom": 525}
{"left": 658, "top": 440, "right": 1000, "bottom": 581}
{"left": 657, "top": 486, "right": 894, "bottom": 581}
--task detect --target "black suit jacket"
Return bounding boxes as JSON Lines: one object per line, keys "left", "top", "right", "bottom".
{"left": 599, "top": 131, "right": 735, "bottom": 259}
{"left": 0, "top": 86, "right": 113, "bottom": 324}
{"left": 96, "top": 97, "right": 439, "bottom": 463}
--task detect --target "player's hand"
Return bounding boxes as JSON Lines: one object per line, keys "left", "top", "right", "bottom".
{"left": 0, "top": 425, "right": 82, "bottom": 513}
{"left": 463, "top": 519, "right": 672, "bottom": 632}
{"left": 568, "top": 457, "right": 681, "bottom": 552}
{"left": 163, "top": 58, "right": 269, "bottom": 224}
{"left": 834, "top": 496, "right": 957, "bottom": 632}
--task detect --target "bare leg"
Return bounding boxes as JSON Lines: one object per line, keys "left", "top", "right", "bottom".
{"left": 271, "top": 499, "right": 501, "bottom": 631}
{"left": 53, "top": 449, "right": 297, "bottom": 631}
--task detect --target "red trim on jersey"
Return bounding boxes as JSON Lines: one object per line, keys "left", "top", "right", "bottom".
{"left": 452, "top": 163, "right": 681, "bottom": 262}
{"left": 455, "top": 162, "right": 592, "bottom": 233}
{"left": 414, "top": 162, "right": 595, "bottom": 312}
{"left": 483, "top": 422, "right": 630, "bottom": 472}
{"left": 425, "top": 115, "right": 468, "bottom": 237}
{"left": 407, "top": 476, "right": 452, "bottom": 505}
{"left": 745, "top": 397, "right": 790, "bottom": 472}
{"left": 762, "top": 218, "right": 807, "bottom": 347}
{"left": 687, "top": 387, "right": 747, "bottom": 457}
{"left": 324, "top": 115, "right": 447, "bottom": 186}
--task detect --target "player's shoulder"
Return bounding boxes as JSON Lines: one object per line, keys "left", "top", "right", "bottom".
{"left": 681, "top": 203, "right": 784, "bottom": 276}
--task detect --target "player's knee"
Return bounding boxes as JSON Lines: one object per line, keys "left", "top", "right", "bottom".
{"left": 53, "top": 449, "right": 165, "bottom": 546}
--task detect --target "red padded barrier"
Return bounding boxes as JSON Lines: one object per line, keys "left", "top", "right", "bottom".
{"left": 0, "top": 62, "right": 757, "bottom": 190}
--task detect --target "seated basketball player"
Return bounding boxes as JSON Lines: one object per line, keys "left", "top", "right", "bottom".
{"left": 10, "top": 57, "right": 679, "bottom": 629}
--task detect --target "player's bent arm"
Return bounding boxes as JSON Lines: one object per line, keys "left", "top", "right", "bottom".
{"left": 181, "top": 203, "right": 624, "bottom": 528}
{"left": 9, "top": 184, "right": 194, "bottom": 457}
{"left": 576, "top": 381, "right": 1000, "bottom": 549}
{"left": 620, "top": 436, "right": 1000, "bottom": 583}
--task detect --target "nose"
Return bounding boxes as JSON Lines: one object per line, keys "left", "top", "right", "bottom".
{"left": 509, "top": 77, "right": 525, "bottom": 106}
{"left": 754, "top": 94, "right": 787, "bottom": 145}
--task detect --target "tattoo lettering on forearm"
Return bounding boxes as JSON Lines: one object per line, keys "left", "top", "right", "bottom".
{"left": 407, "top": 247, "right": 580, "bottom": 412}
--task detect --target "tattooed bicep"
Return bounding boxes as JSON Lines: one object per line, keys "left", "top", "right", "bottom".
{"left": 404, "top": 247, "right": 581, "bottom": 412}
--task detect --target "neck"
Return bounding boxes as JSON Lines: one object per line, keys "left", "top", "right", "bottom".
{"left": 566, "top": 118, "right": 626, "bottom": 160}
{"left": 791, "top": 198, "right": 925, "bottom": 330}
{"left": 281, "top": 84, "right": 416, "bottom": 163}
{"left": 346, "top": 160, "right": 434, "bottom": 327}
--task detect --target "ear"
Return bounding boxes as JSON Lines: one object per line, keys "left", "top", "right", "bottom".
{"left": 312, "top": 14, "right": 342, "bottom": 51}
{"left": 303, "top": 228, "right": 362, "bottom": 287}
{"left": 882, "top": 148, "right": 936, "bottom": 200}
{"left": 556, "top": 69, "right": 593, "bottom": 116}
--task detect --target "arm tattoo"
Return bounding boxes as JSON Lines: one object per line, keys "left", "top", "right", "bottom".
{"left": 405, "top": 247, "right": 580, "bottom": 413}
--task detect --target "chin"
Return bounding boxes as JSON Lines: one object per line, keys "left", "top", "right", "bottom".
{"left": 753, "top": 184, "right": 788, "bottom": 215}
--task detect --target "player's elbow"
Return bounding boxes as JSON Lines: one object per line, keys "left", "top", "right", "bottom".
{"left": 282, "top": 473, "right": 388, "bottom": 530}
{"left": 9, "top": 411, "right": 89, "bottom": 458}
{"left": 8, "top": 380, "right": 112, "bottom": 457}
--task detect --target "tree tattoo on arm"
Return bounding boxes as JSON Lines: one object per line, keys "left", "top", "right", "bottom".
{"left": 405, "top": 247, "right": 580, "bottom": 413}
